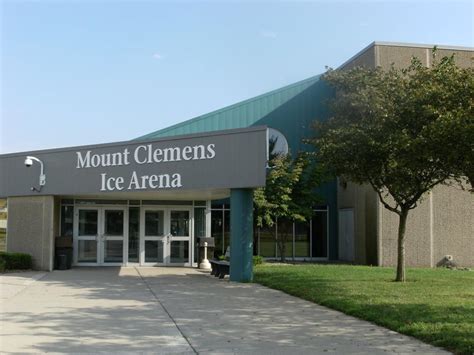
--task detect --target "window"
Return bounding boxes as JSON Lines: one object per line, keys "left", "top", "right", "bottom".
{"left": 60, "top": 205, "right": 73, "bottom": 237}
{"left": 210, "top": 203, "right": 230, "bottom": 258}
{"left": 255, "top": 207, "right": 329, "bottom": 259}
{"left": 194, "top": 206, "right": 206, "bottom": 263}
{"left": 294, "top": 220, "right": 310, "bottom": 257}
{"left": 312, "top": 210, "right": 328, "bottom": 258}
{"left": 128, "top": 207, "right": 139, "bottom": 262}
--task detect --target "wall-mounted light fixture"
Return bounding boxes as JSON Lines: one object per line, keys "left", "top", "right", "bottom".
{"left": 24, "top": 156, "right": 46, "bottom": 192}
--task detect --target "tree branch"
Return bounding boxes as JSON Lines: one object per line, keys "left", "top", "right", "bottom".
{"left": 372, "top": 183, "right": 401, "bottom": 215}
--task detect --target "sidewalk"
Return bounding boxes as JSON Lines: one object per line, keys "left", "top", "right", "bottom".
{"left": 0, "top": 267, "right": 449, "bottom": 354}
{"left": 0, "top": 271, "right": 46, "bottom": 300}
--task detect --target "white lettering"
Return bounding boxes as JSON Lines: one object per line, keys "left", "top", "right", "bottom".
{"left": 147, "top": 144, "right": 153, "bottom": 163}
{"left": 153, "top": 148, "right": 163, "bottom": 162}
{"left": 128, "top": 171, "right": 141, "bottom": 189}
{"left": 171, "top": 173, "right": 182, "bottom": 188}
{"left": 182, "top": 146, "right": 193, "bottom": 160}
{"left": 163, "top": 147, "right": 181, "bottom": 162}
{"left": 100, "top": 173, "right": 107, "bottom": 191}
{"left": 91, "top": 154, "right": 101, "bottom": 168}
{"left": 141, "top": 174, "right": 150, "bottom": 188}
{"left": 193, "top": 145, "right": 205, "bottom": 160}
{"left": 76, "top": 151, "right": 91, "bottom": 168}
{"left": 116, "top": 176, "right": 124, "bottom": 190}
{"left": 123, "top": 148, "right": 130, "bottom": 165}
{"left": 149, "top": 175, "right": 158, "bottom": 188}
{"left": 206, "top": 144, "right": 216, "bottom": 159}
{"left": 158, "top": 174, "right": 170, "bottom": 188}
{"left": 106, "top": 176, "right": 116, "bottom": 191}
{"left": 111, "top": 152, "right": 123, "bottom": 166}
{"left": 134, "top": 146, "right": 148, "bottom": 164}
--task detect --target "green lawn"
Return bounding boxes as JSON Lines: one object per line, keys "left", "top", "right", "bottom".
{"left": 254, "top": 264, "right": 474, "bottom": 354}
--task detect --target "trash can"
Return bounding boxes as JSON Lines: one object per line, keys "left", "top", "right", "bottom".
{"left": 55, "top": 236, "right": 73, "bottom": 270}
{"left": 55, "top": 247, "right": 73, "bottom": 269}
{"left": 57, "top": 254, "right": 68, "bottom": 270}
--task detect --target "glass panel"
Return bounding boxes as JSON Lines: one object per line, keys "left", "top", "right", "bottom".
{"left": 104, "top": 240, "right": 123, "bottom": 263}
{"left": 194, "top": 201, "right": 206, "bottom": 207}
{"left": 276, "top": 218, "right": 293, "bottom": 260}
{"left": 295, "top": 221, "right": 310, "bottom": 257}
{"left": 145, "top": 210, "right": 164, "bottom": 236}
{"left": 194, "top": 207, "right": 206, "bottom": 263}
{"left": 223, "top": 210, "right": 230, "bottom": 255}
{"left": 170, "top": 211, "right": 189, "bottom": 236}
{"left": 260, "top": 226, "right": 276, "bottom": 257}
{"left": 78, "top": 240, "right": 97, "bottom": 262}
{"left": 170, "top": 241, "right": 189, "bottom": 263}
{"left": 145, "top": 240, "right": 163, "bottom": 263}
{"left": 60, "top": 205, "right": 74, "bottom": 237}
{"left": 104, "top": 210, "right": 124, "bottom": 236}
{"left": 78, "top": 210, "right": 98, "bottom": 236}
{"left": 312, "top": 211, "right": 328, "bottom": 258}
{"left": 211, "top": 210, "right": 224, "bottom": 258}
{"left": 194, "top": 208, "right": 206, "bottom": 238}
{"left": 128, "top": 207, "right": 139, "bottom": 262}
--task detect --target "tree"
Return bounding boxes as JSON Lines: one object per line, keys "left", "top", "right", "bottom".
{"left": 310, "top": 50, "right": 474, "bottom": 281}
{"left": 253, "top": 151, "right": 324, "bottom": 262}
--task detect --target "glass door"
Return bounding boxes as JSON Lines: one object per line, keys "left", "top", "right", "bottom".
{"left": 100, "top": 208, "right": 126, "bottom": 265}
{"left": 168, "top": 209, "right": 192, "bottom": 266}
{"left": 140, "top": 208, "right": 166, "bottom": 265}
{"left": 75, "top": 207, "right": 99, "bottom": 265}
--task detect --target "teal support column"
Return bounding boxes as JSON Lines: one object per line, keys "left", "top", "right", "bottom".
{"left": 230, "top": 188, "right": 254, "bottom": 282}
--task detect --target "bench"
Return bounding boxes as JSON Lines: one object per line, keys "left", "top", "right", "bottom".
{"left": 210, "top": 246, "right": 230, "bottom": 279}
{"left": 210, "top": 260, "right": 230, "bottom": 279}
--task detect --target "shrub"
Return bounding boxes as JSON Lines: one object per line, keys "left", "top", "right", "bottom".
{"left": 0, "top": 259, "right": 5, "bottom": 272}
{"left": 253, "top": 255, "right": 264, "bottom": 266}
{"left": 0, "top": 252, "right": 33, "bottom": 270}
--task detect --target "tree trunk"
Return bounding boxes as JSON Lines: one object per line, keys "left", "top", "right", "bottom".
{"left": 277, "top": 222, "right": 292, "bottom": 262}
{"left": 277, "top": 239, "right": 286, "bottom": 262}
{"left": 395, "top": 208, "right": 409, "bottom": 282}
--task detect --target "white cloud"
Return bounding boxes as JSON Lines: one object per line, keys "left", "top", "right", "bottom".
{"left": 152, "top": 53, "right": 164, "bottom": 60}
{"left": 260, "top": 30, "right": 277, "bottom": 39}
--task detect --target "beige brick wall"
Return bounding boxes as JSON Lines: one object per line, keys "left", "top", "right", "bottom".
{"left": 338, "top": 43, "right": 474, "bottom": 267}
{"left": 379, "top": 194, "right": 432, "bottom": 267}
{"left": 6, "top": 196, "right": 57, "bottom": 271}
{"left": 432, "top": 184, "right": 474, "bottom": 267}
{"left": 340, "top": 45, "right": 376, "bottom": 70}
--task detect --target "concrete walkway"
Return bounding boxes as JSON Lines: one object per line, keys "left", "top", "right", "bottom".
{"left": 0, "top": 268, "right": 448, "bottom": 354}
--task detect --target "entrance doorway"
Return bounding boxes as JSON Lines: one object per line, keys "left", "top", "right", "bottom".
{"left": 73, "top": 205, "right": 193, "bottom": 266}
{"left": 74, "top": 207, "right": 127, "bottom": 266}
{"left": 141, "top": 208, "right": 192, "bottom": 266}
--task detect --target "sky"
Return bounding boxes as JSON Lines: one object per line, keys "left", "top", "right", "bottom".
{"left": 1, "top": 0, "right": 473, "bottom": 154}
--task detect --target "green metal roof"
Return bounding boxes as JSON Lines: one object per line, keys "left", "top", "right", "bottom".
{"left": 137, "top": 74, "right": 325, "bottom": 143}
{"left": 136, "top": 73, "right": 337, "bottom": 259}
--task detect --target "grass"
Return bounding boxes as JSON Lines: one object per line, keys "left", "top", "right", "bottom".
{"left": 254, "top": 264, "right": 474, "bottom": 354}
